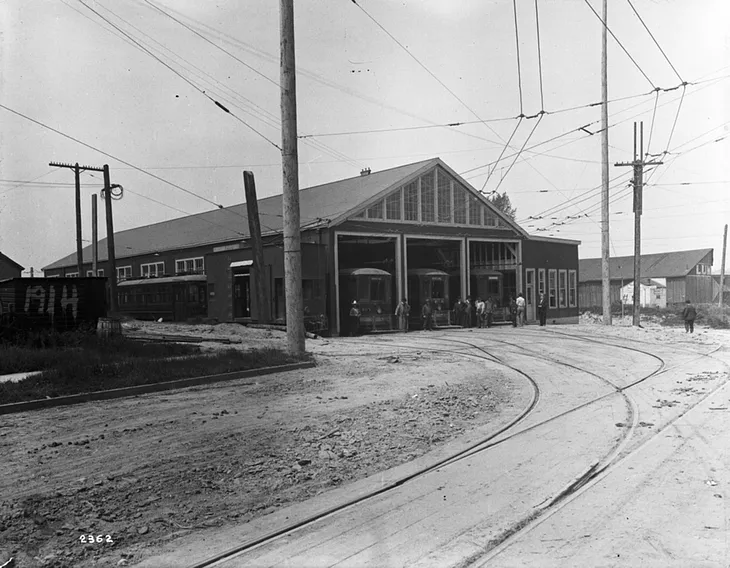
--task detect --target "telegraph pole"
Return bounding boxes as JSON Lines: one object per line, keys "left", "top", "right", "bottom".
{"left": 280, "top": 0, "right": 305, "bottom": 354}
{"left": 720, "top": 224, "right": 727, "bottom": 307}
{"left": 600, "top": 0, "right": 611, "bottom": 325}
{"left": 615, "top": 122, "right": 662, "bottom": 326}
{"left": 92, "top": 194, "right": 99, "bottom": 276}
{"left": 243, "top": 171, "right": 270, "bottom": 323}
{"left": 102, "top": 165, "right": 120, "bottom": 313}
{"left": 48, "top": 161, "right": 85, "bottom": 275}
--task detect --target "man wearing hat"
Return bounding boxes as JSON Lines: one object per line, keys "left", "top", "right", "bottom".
{"left": 349, "top": 300, "right": 361, "bottom": 336}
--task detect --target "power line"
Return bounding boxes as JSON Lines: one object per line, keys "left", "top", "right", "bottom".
{"left": 512, "top": 0, "right": 525, "bottom": 116}
{"left": 77, "top": 0, "right": 282, "bottom": 151}
{"left": 493, "top": 114, "right": 545, "bottom": 194}
{"left": 534, "top": 0, "right": 546, "bottom": 111}
{"left": 625, "top": 0, "right": 684, "bottom": 84}
{"left": 582, "top": 0, "right": 655, "bottom": 90}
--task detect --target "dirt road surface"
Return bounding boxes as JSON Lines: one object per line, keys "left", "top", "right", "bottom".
{"left": 1, "top": 319, "right": 728, "bottom": 567}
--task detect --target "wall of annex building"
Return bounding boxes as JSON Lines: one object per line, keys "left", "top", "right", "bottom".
{"left": 45, "top": 243, "right": 223, "bottom": 280}
{"left": 206, "top": 238, "right": 329, "bottom": 325}
{"left": 0, "top": 257, "right": 23, "bottom": 280}
{"left": 522, "top": 239, "right": 579, "bottom": 323}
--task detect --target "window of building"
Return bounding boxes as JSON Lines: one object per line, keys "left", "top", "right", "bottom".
{"left": 484, "top": 209, "right": 498, "bottom": 227}
{"left": 97, "top": 269, "right": 104, "bottom": 277}
{"left": 548, "top": 269, "right": 557, "bottom": 308}
{"left": 369, "top": 277, "right": 386, "bottom": 302}
{"left": 86, "top": 271, "right": 94, "bottom": 277}
{"left": 141, "top": 261, "right": 165, "bottom": 278}
{"left": 453, "top": 184, "right": 467, "bottom": 224}
{"left": 385, "top": 191, "right": 402, "bottom": 220}
{"left": 568, "top": 270, "right": 577, "bottom": 307}
{"left": 538, "top": 269, "right": 546, "bottom": 296}
{"left": 468, "top": 195, "right": 481, "bottom": 225}
{"left": 559, "top": 269, "right": 567, "bottom": 308}
{"left": 352, "top": 209, "right": 365, "bottom": 219}
{"left": 437, "top": 169, "right": 451, "bottom": 223}
{"left": 175, "top": 257, "right": 204, "bottom": 274}
{"left": 366, "top": 200, "right": 383, "bottom": 220}
{"left": 66, "top": 272, "right": 79, "bottom": 277}
{"left": 117, "top": 266, "right": 132, "bottom": 281}
{"left": 420, "top": 173, "right": 435, "bottom": 222}
{"left": 403, "top": 181, "right": 419, "bottom": 221}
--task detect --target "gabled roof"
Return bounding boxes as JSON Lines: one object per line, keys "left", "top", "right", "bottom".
{"left": 579, "top": 249, "right": 713, "bottom": 281}
{"left": 43, "top": 157, "right": 527, "bottom": 272}
{"left": 0, "top": 252, "right": 24, "bottom": 271}
{"left": 44, "top": 159, "right": 437, "bottom": 271}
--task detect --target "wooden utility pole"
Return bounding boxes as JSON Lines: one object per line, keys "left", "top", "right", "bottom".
{"left": 720, "top": 224, "right": 727, "bottom": 307}
{"left": 92, "top": 194, "right": 99, "bottom": 276}
{"left": 48, "top": 161, "right": 85, "bottom": 275}
{"left": 102, "top": 164, "right": 119, "bottom": 313}
{"left": 243, "top": 171, "right": 270, "bottom": 323}
{"left": 615, "top": 122, "right": 663, "bottom": 327}
{"left": 600, "top": 0, "right": 611, "bottom": 325}
{"left": 280, "top": 0, "right": 305, "bottom": 354}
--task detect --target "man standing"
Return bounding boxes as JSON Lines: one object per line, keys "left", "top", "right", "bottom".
{"left": 682, "top": 299, "right": 697, "bottom": 333}
{"left": 422, "top": 299, "right": 434, "bottom": 331}
{"left": 349, "top": 300, "right": 361, "bottom": 336}
{"left": 395, "top": 298, "right": 410, "bottom": 332}
{"left": 516, "top": 293, "right": 526, "bottom": 326}
{"left": 537, "top": 292, "right": 548, "bottom": 326}
{"left": 509, "top": 295, "right": 518, "bottom": 327}
{"left": 475, "top": 297, "right": 485, "bottom": 328}
{"left": 485, "top": 296, "right": 495, "bottom": 328}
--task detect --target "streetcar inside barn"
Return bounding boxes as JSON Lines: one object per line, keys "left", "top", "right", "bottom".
{"left": 338, "top": 267, "right": 394, "bottom": 332}
{"left": 407, "top": 268, "right": 451, "bottom": 327}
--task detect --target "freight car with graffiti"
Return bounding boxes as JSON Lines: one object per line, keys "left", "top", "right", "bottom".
{"left": 0, "top": 277, "right": 107, "bottom": 339}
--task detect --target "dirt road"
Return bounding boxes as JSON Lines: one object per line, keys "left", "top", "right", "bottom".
{"left": 1, "top": 320, "right": 728, "bottom": 567}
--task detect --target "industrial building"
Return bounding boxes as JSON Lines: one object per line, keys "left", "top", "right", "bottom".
{"left": 0, "top": 252, "right": 24, "bottom": 280}
{"left": 43, "top": 158, "right": 580, "bottom": 334}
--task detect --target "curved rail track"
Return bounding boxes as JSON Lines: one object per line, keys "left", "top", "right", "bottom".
{"left": 189, "top": 328, "right": 727, "bottom": 568}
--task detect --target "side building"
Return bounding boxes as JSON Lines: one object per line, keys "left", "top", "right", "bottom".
{"left": 0, "top": 251, "right": 24, "bottom": 280}
{"left": 43, "top": 158, "right": 580, "bottom": 334}
{"left": 579, "top": 248, "right": 714, "bottom": 308}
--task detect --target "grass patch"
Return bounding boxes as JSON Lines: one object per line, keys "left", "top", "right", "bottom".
{"left": 0, "top": 336, "right": 309, "bottom": 404}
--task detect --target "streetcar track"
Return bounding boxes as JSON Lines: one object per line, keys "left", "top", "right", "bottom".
{"left": 190, "top": 330, "right": 724, "bottom": 568}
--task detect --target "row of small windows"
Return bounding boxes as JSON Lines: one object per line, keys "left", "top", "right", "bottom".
{"left": 353, "top": 168, "right": 506, "bottom": 228}
{"left": 62, "top": 257, "right": 205, "bottom": 280}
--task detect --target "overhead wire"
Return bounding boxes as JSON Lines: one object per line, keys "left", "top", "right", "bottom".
{"left": 512, "top": 0, "right": 525, "bottom": 116}
{"left": 77, "top": 0, "right": 282, "bottom": 151}
{"left": 534, "top": 0, "right": 546, "bottom": 111}
{"left": 581, "top": 0, "right": 656, "bottom": 90}
{"left": 625, "top": 0, "right": 684, "bottom": 84}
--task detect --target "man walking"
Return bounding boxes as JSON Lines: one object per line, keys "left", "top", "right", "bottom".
{"left": 682, "top": 299, "right": 697, "bottom": 333}
{"left": 485, "top": 296, "right": 495, "bottom": 328}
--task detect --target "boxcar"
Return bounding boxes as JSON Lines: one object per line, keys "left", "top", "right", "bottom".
{"left": 0, "top": 277, "right": 107, "bottom": 338}
{"left": 339, "top": 267, "right": 394, "bottom": 332}
{"left": 407, "top": 268, "right": 451, "bottom": 327}
{"left": 117, "top": 275, "right": 207, "bottom": 322}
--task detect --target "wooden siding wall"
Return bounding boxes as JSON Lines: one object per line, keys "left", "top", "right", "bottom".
{"left": 684, "top": 275, "right": 714, "bottom": 303}
{"left": 578, "top": 282, "right": 623, "bottom": 309}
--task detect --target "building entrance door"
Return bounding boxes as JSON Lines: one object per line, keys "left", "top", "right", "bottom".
{"left": 233, "top": 272, "right": 251, "bottom": 318}
{"left": 525, "top": 269, "right": 535, "bottom": 321}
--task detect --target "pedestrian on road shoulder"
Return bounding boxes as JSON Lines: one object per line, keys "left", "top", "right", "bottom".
{"left": 682, "top": 299, "right": 697, "bottom": 333}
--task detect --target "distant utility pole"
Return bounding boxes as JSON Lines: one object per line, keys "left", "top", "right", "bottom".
{"left": 615, "top": 122, "right": 663, "bottom": 327}
{"left": 48, "top": 161, "right": 85, "bottom": 276}
{"left": 280, "top": 0, "right": 305, "bottom": 355}
{"left": 720, "top": 224, "right": 727, "bottom": 307}
{"left": 92, "top": 194, "right": 99, "bottom": 276}
{"left": 102, "top": 165, "right": 121, "bottom": 314}
{"left": 600, "top": 0, "right": 611, "bottom": 325}
{"left": 243, "top": 171, "right": 270, "bottom": 324}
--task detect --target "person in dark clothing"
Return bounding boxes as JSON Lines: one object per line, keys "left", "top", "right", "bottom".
{"left": 509, "top": 295, "right": 518, "bottom": 327}
{"left": 682, "top": 299, "right": 697, "bottom": 333}
{"left": 349, "top": 300, "right": 361, "bottom": 336}
{"left": 464, "top": 297, "right": 475, "bottom": 328}
{"left": 422, "top": 299, "right": 434, "bottom": 331}
{"left": 453, "top": 297, "right": 465, "bottom": 327}
{"left": 485, "top": 296, "right": 495, "bottom": 328}
{"left": 537, "top": 292, "right": 548, "bottom": 326}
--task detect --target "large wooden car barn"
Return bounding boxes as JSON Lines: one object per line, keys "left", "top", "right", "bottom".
{"left": 43, "top": 158, "right": 580, "bottom": 334}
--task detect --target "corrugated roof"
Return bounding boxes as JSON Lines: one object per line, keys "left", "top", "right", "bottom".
{"left": 44, "top": 159, "right": 437, "bottom": 271}
{"left": 579, "top": 249, "right": 713, "bottom": 281}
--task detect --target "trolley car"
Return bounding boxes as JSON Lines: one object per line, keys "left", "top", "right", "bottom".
{"left": 117, "top": 274, "right": 207, "bottom": 322}
{"left": 339, "top": 267, "right": 394, "bottom": 333}
{"left": 407, "top": 268, "right": 450, "bottom": 327}
{"left": 470, "top": 268, "right": 511, "bottom": 322}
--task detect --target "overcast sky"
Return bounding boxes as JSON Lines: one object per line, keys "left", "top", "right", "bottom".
{"left": 1, "top": 0, "right": 728, "bottom": 273}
